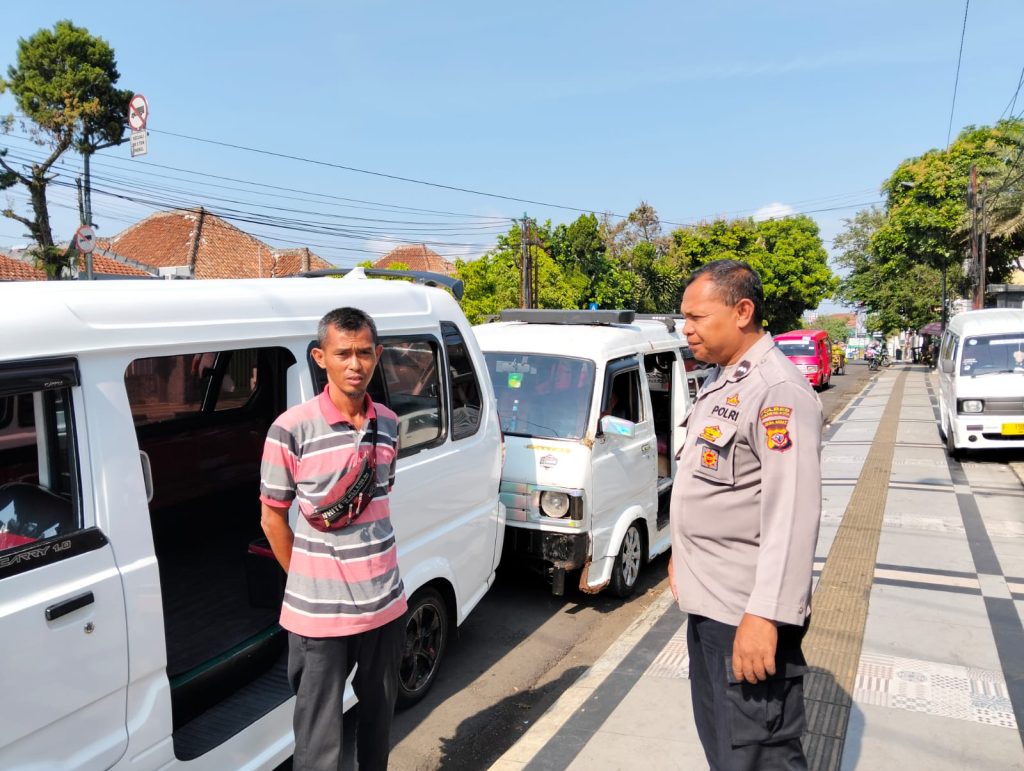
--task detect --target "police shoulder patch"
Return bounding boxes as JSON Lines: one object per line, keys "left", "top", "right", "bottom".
{"left": 759, "top": 405, "right": 794, "bottom": 452}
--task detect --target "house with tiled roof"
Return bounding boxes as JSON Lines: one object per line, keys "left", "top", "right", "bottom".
{"left": 0, "top": 251, "right": 45, "bottom": 280}
{"left": 0, "top": 247, "right": 153, "bottom": 280}
{"left": 373, "top": 244, "right": 456, "bottom": 276}
{"left": 96, "top": 209, "right": 333, "bottom": 279}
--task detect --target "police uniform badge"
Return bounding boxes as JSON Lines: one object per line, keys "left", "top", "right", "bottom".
{"left": 699, "top": 425, "right": 722, "bottom": 443}
{"left": 725, "top": 393, "right": 740, "bottom": 407}
{"left": 700, "top": 446, "right": 720, "bottom": 470}
{"left": 759, "top": 406, "right": 794, "bottom": 452}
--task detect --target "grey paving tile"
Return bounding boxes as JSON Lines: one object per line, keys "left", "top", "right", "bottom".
{"left": 862, "top": 585, "right": 1001, "bottom": 671}
{"left": 841, "top": 702, "right": 1023, "bottom": 771}
{"left": 875, "top": 529, "right": 977, "bottom": 573}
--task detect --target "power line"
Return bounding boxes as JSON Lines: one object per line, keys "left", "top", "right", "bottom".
{"left": 999, "top": 64, "right": 1024, "bottom": 121}
{"left": 946, "top": 0, "right": 971, "bottom": 148}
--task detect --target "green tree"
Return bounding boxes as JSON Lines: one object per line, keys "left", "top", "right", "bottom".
{"left": 833, "top": 207, "right": 943, "bottom": 334}
{"left": 0, "top": 20, "right": 132, "bottom": 277}
{"left": 874, "top": 120, "right": 1024, "bottom": 301}
{"left": 456, "top": 221, "right": 587, "bottom": 324}
{"left": 668, "top": 216, "right": 837, "bottom": 332}
{"left": 813, "top": 315, "right": 854, "bottom": 343}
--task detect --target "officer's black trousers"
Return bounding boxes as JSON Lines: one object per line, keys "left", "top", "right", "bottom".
{"left": 687, "top": 615, "right": 809, "bottom": 771}
{"left": 287, "top": 617, "right": 404, "bottom": 771}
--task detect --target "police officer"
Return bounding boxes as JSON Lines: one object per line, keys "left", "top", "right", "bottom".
{"left": 668, "top": 259, "right": 822, "bottom": 771}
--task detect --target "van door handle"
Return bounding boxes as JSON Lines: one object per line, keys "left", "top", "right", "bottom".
{"left": 641, "top": 443, "right": 652, "bottom": 455}
{"left": 45, "top": 591, "right": 95, "bottom": 621}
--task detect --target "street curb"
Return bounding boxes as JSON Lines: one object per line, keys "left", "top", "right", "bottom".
{"left": 1010, "top": 462, "right": 1024, "bottom": 490}
{"left": 489, "top": 588, "right": 676, "bottom": 770}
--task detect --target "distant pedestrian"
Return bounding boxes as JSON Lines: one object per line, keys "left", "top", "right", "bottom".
{"left": 260, "top": 307, "right": 405, "bottom": 771}
{"left": 669, "top": 260, "right": 822, "bottom": 771}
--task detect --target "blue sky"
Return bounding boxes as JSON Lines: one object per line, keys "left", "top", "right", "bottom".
{"left": 1, "top": 1, "right": 1022, "bottom": 287}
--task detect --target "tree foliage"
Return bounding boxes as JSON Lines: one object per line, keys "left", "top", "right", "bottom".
{"left": 458, "top": 204, "right": 836, "bottom": 330}
{"left": 835, "top": 119, "right": 1024, "bottom": 333}
{"left": 0, "top": 20, "right": 132, "bottom": 277}
{"left": 812, "top": 315, "right": 854, "bottom": 343}
{"left": 669, "top": 215, "right": 837, "bottom": 333}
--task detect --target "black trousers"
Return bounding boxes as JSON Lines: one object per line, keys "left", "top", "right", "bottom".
{"left": 687, "top": 615, "right": 809, "bottom": 771}
{"left": 287, "top": 617, "right": 405, "bottom": 771}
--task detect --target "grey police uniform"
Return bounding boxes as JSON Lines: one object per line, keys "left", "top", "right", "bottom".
{"left": 670, "top": 332, "right": 822, "bottom": 771}
{"left": 671, "top": 332, "right": 822, "bottom": 626}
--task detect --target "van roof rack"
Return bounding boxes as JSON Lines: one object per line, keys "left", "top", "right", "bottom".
{"left": 634, "top": 313, "right": 682, "bottom": 332}
{"left": 498, "top": 309, "right": 635, "bottom": 325}
{"left": 300, "top": 267, "right": 464, "bottom": 301}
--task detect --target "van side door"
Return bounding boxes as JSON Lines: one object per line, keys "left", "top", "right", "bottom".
{"left": 0, "top": 359, "right": 129, "bottom": 769}
{"left": 590, "top": 358, "right": 658, "bottom": 559}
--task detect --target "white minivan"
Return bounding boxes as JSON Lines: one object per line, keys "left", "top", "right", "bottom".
{"left": 937, "top": 308, "right": 1024, "bottom": 457}
{"left": 0, "top": 269, "right": 505, "bottom": 769}
{"left": 473, "top": 310, "right": 709, "bottom": 597}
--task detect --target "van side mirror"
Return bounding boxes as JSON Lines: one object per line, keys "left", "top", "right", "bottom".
{"left": 939, "top": 359, "right": 954, "bottom": 374}
{"left": 599, "top": 415, "right": 636, "bottom": 438}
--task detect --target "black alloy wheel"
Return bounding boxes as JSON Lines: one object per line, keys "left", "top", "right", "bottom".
{"left": 397, "top": 587, "right": 449, "bottom": 708}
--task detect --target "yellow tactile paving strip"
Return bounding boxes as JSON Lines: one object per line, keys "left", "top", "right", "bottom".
{"left": 802, "top": 370, "right": 908, "bottom": 770}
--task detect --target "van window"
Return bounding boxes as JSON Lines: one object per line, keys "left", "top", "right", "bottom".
{"left": 484, "top": 353, "right": 595, "bottom": 440}
{"left": 125, "top": 349, "right": 260, "bottom": 426}
{"left": 959, "top": 334, "right": 1024, "bottom": 375}
{"left": 377, "top": 339, "right": 444, "bottom": 453}
{"left": 0, "top": 384, "right": 81, "bottom": 558}
{"left": 940, "top": 332, "right": 958, "bottom": 364}
{"left": 604, "top": 368, "right": 643, "bottom": 424}
{"left": 441, "top": 322, "right": 483, "bottom": 440}
{"left": 776, "top": 339, "right": 816, "bottom": 357}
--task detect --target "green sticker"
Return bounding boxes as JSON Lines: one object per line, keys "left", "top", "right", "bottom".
{"left": 508, "top": 372, "right": 523, "bottom": 388}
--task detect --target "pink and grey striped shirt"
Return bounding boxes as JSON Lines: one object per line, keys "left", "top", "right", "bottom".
{"left": 259, "top": 386, "right": 406, "bottom": 637}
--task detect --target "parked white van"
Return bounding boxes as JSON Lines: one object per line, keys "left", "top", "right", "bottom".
{"left": 473, "top": 310, "right": 709, "bottom": 597}
{"left": 0, "top": 269, "right": 505, "bottom": 769}
{"left": 937, "top": 308, "right": 1024, "bottom": 457}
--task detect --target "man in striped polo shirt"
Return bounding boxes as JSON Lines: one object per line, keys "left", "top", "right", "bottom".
{"left": 260, "top": 306, "right": 406, "bottom": 771}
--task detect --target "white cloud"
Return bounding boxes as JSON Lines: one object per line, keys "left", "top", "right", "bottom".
{"left": 753, "top": 202, "right": 796, "bottom": 222}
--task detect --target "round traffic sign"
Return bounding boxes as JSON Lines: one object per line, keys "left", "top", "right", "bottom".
{"left": 75, "top": 225, "right": 96, "bottom": 254}
{"left": 128, "top": 94, "right": 149, "bottom": 131}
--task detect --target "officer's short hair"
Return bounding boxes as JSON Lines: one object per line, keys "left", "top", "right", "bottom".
{"left": 688, "top": 260, "right": 765, "bottom": 326}
{"left": 318, "top": 307, "right": 379, "bottom": 347}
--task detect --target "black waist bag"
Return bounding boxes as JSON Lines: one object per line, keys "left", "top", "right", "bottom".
{"left": 306, "top": 422, "right": 379, "bottom": 533}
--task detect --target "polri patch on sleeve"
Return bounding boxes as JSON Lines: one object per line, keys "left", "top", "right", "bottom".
{"left": 759, "top": 405, "right": 794, "bottom": 452}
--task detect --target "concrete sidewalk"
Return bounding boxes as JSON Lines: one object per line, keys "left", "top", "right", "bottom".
{"left": 491, "top": 367, "right": 1024, "bottom": 770}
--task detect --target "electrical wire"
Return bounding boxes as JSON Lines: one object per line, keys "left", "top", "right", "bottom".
{"left": 946, "top": 0, "right": 971, "bottom": 148}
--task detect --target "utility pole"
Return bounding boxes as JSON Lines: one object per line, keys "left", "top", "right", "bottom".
{"left": 519, "top": 214, "right": 532, "bottom": 309}
{"left": 968, "top": 164, "right": 979, "bottom": 310}
{"left": 979, "top": 180, "right": 987, "bottom": 309}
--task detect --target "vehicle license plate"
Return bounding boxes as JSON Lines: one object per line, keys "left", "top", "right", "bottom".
{"left": 1002, "top": 423, "right": 1024, "bottom": 436}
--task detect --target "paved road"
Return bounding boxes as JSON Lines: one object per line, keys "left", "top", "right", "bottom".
{"left": 386, "top": 361, "right": 876, "bottom": 770}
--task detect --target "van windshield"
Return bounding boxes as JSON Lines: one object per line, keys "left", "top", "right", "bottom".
{"left": 483, "top": 353, "right": 595, "bottom": 439}
{"left": 960, "top": 333, "right": 1024, "bottom": 376}
{"left": 775, "top": 339, "right": 817, "bottom": 357}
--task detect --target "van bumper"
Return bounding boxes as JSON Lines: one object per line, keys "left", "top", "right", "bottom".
{"left": 503, "top": 526, "right": 589, "bottom": 570}
{"left": 951, "top": 415, "right": 1024, "bottom": 449}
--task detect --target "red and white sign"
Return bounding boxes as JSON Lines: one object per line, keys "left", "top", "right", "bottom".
{"left": 75, "top": 225, "right": 96, "bottom": 254}
{"left": 128, "top": 94, "right": 149, "bottom": 131}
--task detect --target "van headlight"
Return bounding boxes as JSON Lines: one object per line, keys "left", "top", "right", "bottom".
{"left": 960, "top": 399, "right": 984, "bottom": 414}
{"left": 540, "top": 491, "right": 571, "bottom": 518}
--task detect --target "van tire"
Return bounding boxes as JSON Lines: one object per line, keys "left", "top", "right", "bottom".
{"left": 608, "top": 522, "right": 644, "bottom": 598}
{"left": 945, "top": 415, "right": 961, "bottom": 460}
{"left": 397, "top": 587, "right": 449, "bottom": 709}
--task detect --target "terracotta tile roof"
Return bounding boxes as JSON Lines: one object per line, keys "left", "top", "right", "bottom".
{"left": 271, "top": 248, "right": 334, "bottom": 276}
{"left": 81, "top": 252, "right": 153, "bottom": 277}
{"left": 97, "top": 209, "right": 336, "bottom": 279}
{"left": 0, "top": 252, "right": 45, "bottom": 281}
{"left": 373, "top": 244, "right": 456, "bottom": 276}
